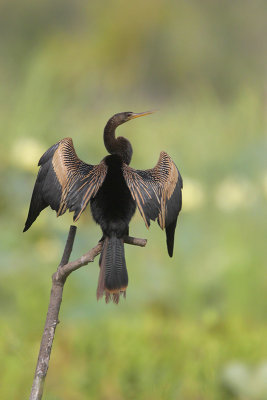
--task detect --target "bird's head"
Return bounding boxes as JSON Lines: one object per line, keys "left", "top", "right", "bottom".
{"left": 112, "top": 110, "right": 155, "bottom": 126}
{"left": 104, "top": 110, "right": 155, "bottom": 164}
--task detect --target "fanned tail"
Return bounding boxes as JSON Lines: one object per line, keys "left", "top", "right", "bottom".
{"left": 97, "top": 235, "right": 128, "bottom": 304}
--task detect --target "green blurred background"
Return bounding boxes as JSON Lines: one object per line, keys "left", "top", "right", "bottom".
{"left": 0, "top": 1, "right": 267, "bottom": 399}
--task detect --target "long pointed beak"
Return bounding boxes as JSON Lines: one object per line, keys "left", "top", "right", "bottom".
{"left": 129, "top": 110, "right": 156, "bottom": 120}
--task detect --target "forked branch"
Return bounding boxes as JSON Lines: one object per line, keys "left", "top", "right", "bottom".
{"left": 29, "top": 226, "right": 147, "bottom": 400}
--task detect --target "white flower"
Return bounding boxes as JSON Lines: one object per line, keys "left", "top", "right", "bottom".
{"left": 182, "top": 177, "right": 205, "bottom": 211}
{"left": 11, "top": 137, "right": 45, "bottom": 172}
{"left": 214, "top": 176, "right": 257, "bottom": 211}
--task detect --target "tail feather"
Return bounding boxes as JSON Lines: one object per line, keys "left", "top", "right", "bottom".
{"left": 23, "top": 166, "right": 49, "bottom": 232}
{"left": 97, "top": 235, "right": 128, "bottom": 303}
{"left": 166, "top": 218, "right": 177, "bottom": 257}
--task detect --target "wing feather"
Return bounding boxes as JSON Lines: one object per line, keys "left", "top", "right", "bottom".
{"left": 23, "top": 138, "right": 107, "bottom": 231}
{"left": 123, "top": 152, "right": 183, "bottom": 256}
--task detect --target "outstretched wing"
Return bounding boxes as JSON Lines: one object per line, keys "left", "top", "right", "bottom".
{"left": 123, "top": 152, "right": 183, "bottom": 257}
{"left": 23, "top": 137, "right": 107, "bottom": 232}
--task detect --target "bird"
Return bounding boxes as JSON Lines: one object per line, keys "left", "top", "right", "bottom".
{"left": 23, "top": 111, "right": 183, "bottom": 303}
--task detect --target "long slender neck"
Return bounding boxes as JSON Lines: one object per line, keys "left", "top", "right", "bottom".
{"left": 103, "top": 118, "right": 133, "bottom": 165}
{"left": 104, "top": 118, "right": 117, "bottom": 154}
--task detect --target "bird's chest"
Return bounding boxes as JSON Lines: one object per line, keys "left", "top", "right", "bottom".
{"left": 90, "top": 160, "right": 136, "bottom": 223}
{"left": 95, "top": 166, "right": 132, "bottom": 207}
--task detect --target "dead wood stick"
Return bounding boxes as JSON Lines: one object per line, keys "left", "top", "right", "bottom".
{"left": 29, "top": 226, "right": 147, "bottom": 400}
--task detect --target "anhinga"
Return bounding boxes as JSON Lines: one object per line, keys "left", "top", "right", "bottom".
{"left": 24, "top": 111, "right": 183, "bottom": 303}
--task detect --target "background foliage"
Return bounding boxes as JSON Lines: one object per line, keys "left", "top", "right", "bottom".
{"left": 0, "top": 1, "right": 266, "bottom": 399}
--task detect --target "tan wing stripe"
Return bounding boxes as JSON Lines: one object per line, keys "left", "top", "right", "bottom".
{"left": 52, "top": 142, "right": 68, "bottom": 188}
{"left": 166, "top": 162, "right": 178, "bottom": 200}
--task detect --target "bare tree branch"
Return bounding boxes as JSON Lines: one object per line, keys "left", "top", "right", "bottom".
{"left": 56, "top": 235, "right": 147, "bottom": 280}
{"left": 29, "top": 226, "right": 147, "bottom": 400}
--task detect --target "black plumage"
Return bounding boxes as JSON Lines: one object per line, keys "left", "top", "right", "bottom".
{"left": 24, "top": 111, "right": 183, "bottom": 302}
